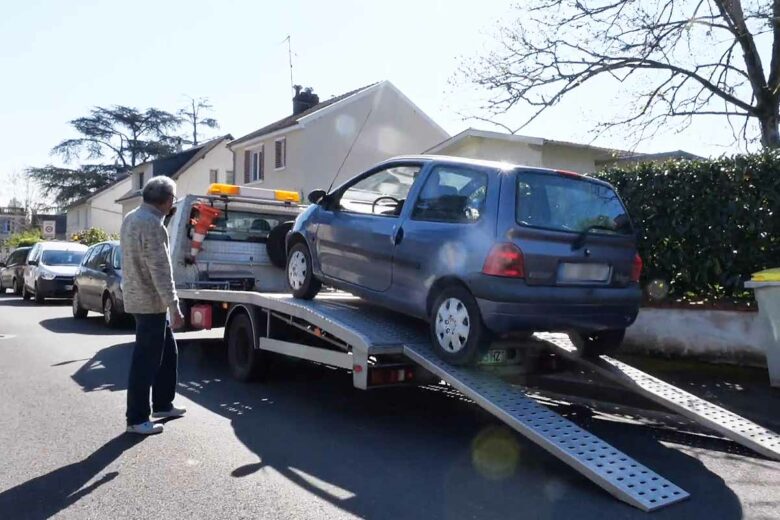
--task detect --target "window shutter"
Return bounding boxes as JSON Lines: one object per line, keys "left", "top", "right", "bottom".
{"left": 244, "top": 150, "right": 250, "bottom": 184}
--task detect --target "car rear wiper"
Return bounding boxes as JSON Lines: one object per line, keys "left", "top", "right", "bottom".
{"left": 571, "top": 224, "right": 617, "bottom": 250}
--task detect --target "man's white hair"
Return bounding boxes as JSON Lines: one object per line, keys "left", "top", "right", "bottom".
{"left": 142, "top": 176, "right": 177, "bottom": 205}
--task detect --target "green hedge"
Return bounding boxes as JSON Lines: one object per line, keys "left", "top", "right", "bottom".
{"left": 595, "top": 151, "right": 779, "bottom": 304}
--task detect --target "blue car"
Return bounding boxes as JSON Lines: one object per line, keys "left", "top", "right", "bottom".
{"left": 287, "top": 156, "right": 642, "bottom": 365}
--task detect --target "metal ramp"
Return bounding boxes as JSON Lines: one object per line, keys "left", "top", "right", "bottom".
{"left": 404, "top": 342, "right": 689, "bottom": 512}
{"left": 534, "top": 332, "right": 780, "bottom": 462}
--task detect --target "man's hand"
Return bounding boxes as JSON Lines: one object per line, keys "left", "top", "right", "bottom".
{"left": 170, "top": 306, "right": 185, "bottom": 330}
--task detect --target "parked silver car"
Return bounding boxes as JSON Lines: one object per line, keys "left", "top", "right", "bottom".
{"left": 23, "top": 242, "right": 88, "bottom": 304}
{"left": 0, "top": 246, "right": 31, "bottom": 295}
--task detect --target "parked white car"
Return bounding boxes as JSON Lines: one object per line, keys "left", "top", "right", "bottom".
{"left": 23, "top": 241, "right": 88, "bottom": 304}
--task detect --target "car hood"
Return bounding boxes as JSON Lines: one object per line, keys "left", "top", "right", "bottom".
{"left": 40, "top": 265, "right": 79, "bottom": 276}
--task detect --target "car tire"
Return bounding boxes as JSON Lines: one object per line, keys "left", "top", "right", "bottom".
{"left": 72, "top": 289, "right": 88, "bottom": 319}
{"left": 287, "top": 242, "right": 321, "bottom": 300}
{"left": 267, "top": 221, "right": 295, "bottom": 269}
{"left": 569, "top": 329, "right": 626, "bottom": 358}
{"left": 14, "top": 278, "right": 23, "bottom": 296}
{"left": 429, "top": 285, "right": 491, "bottom": 366}
{"left": 0, "top": 277, "right": 5, "bottom": 293}
{"left": 227, "top": 313, "right": 267, "bottom": 382}
{"left": 102, "top": 294, "right": 121, "bottom": 328}
{"left": 34, "top": 284, "right": 45, "bottom": 305}
{"left": 22, "top": 284, "right": 30, "bottom": 301}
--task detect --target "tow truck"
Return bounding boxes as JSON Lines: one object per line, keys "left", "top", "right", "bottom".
{"left": 167, "top": 183, "right": 780, "bottom": 512}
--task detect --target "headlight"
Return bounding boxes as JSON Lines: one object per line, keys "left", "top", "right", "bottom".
{"left": 39, "top": 269, "right": 56, "bottom": 281}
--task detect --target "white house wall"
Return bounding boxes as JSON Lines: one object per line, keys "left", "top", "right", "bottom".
{"left": 66, "top": 177, "right": 131, "bottom": 236}
{"left": 437, "top": 137, "right": 545, "bottom": 167}
{"left": 540, "top": 143, "right": 598, "bottom": 173}
{"left": 174, "top": 141, "right": 233, "bottom": 197}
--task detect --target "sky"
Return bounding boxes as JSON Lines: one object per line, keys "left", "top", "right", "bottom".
{"left": 0, "top": 0, "right": 766, "bottom": 206}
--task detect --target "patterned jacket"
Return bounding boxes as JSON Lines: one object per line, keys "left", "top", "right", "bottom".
{"left": 120, "top": 203, "right": 179, "bottom": 315}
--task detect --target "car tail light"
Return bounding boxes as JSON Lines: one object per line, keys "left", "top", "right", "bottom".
{"left": 483, "top": 243, "right": 525, "bottom": 278}
{"left": 631, "top": 253, "right": 643, "bottom": 282}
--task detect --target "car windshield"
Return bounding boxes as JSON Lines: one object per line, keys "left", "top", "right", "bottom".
{"left": 205, "top": 211, "right": 284, "bottom": 243}
{"left": 516, "top": 172, "right": 632, "bottom": 235}
{"left": 42, "top": 250, "right": 85, "bottom": 266}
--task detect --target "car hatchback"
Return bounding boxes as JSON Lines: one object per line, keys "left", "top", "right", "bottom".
{"left": 287, "top": 156, "right": 641, "bottom": 365}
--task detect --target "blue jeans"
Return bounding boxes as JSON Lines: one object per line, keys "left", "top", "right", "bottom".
{"left": 126, "top": 313, "right": 178, "bottom": 425}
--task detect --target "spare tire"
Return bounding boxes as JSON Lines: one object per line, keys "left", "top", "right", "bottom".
{"left": 267, "top": 221, "right": 295, "bottom": 269}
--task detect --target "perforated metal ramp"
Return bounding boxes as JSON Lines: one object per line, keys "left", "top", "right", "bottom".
{"left": 404, "top": 342, "right": 689, "bottom": 512}
{"left": 535, "top": 332, "right": 780, "bottom": 461}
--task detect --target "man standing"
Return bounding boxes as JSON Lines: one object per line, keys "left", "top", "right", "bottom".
{"left": 121, "top": 176, "right": 186, "bottom": 435}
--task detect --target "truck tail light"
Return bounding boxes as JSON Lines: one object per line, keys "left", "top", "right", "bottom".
{"left": 631, "top": 253, "right": 643, "bottom": 282}
{"left": 482, "top": 243, "right": 525, "bottom": 278}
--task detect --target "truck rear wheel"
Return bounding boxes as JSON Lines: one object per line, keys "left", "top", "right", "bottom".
{"left": 227, "top": 313, "right": 266, "bottom": 382}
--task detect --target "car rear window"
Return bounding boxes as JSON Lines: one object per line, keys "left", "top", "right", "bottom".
{"left": 516, "top": 172, "right": 632, "bottom": 235}
{"left": 42, "top": 250, "right": 85, "bottom": 266}
{"left": 205, "top": 211, "right": 284, "bottom": 243}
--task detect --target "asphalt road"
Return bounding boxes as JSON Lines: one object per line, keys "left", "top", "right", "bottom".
{"left": 0, "top": 293, "right": 779, "bottom": 520}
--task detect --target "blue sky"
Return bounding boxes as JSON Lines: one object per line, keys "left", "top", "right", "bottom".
{"left": 0, "top": 0, "right": 762, "bottom": 205}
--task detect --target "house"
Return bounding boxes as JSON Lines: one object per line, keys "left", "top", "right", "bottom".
{"left": 66, "top": 176, "right": 132, "bottom": 236}
{"left": 230, "top": 81, "right": 449, "bottom": 197}
{"left": 425, "top": 128, "right": 701, "bottom": 172}
{"left": 0, "top": 206, "right": 27, "bottom": 257}
{"left": 115, "top": 135, "right": 233, "bottom": 215}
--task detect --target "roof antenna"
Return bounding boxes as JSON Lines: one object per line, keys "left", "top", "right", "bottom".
{"left": 284, "top": 35, "right": 294, "bottom": 92}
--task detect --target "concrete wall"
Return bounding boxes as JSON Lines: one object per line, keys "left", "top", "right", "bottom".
{"left": 233, "top": 82, "right": 449, "bottom": 197}
{"left": 540, "top": 143, "right": 598, "bottom": 173}
{"left": 624, "top": 308, "right": 773, "bottom": 366}
{"left": 439, "top": 137, "right": 544, "bottom": 167}
{"left": 174, "top": 140, "right": 233, "bottom": 197}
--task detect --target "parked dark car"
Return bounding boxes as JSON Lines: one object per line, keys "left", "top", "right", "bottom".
{"left": 23, "top": 241, "right": 88, "bottom": 304}
{"left": 72, "top": 241, "right": 126, "bottom": 327}
{"left": 0, "top": 246, "right": 31, "bottom": 295}
{"left": 287, "top": 156, "right": 642, "bottom": 365}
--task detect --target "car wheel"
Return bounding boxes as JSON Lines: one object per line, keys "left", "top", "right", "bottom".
{"left": 22, "top": 284, "right": 30, "bottom": 301}
{"left": 34, "top": 284, "right": 45, "bottom": 305}
{"left": 227, "top": 313, "right": 267, "bottom": 382}
{"left": 102, "top": 294, "right": 122, "bottom": 328}
{"left": 267, "top": 221, "right": 295, "bottom": 269}
{"left": 0, "top": 277, "right": 5, "bottom": 293}
{"left": 72, "top": 289, "right": 88, "bottom": 319}
{"left": 569, "top": 329, "right": 626, "bottom": 358}
{"left": 14, "top": 278, "right": 23, "bottom": 296}
{"left": 429, "top": 285, "right": 491, "bottom": 366}
{"left": 287, "top": 242, "right": 321, "bottom": 300}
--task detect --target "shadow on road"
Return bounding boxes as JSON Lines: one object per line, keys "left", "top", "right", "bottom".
{"left": 38, "top": 316, "right": 131, "bottom": 336}
{"left": 0, "top": 434, "right": 144, "bottom": 520}
{"left": 63, "top": 338, "right": 749, "bottom": 519}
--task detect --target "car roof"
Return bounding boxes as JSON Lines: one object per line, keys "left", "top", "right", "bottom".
{"left": 37, "top": 241, "right": 89, "bottom": 251}
{"left": 88, "top": 241, "right": 119, "bottom": 249}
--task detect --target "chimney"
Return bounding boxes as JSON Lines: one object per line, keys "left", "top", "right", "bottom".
{"left": 292, "top": 85, "right": 320, "bottom": 115}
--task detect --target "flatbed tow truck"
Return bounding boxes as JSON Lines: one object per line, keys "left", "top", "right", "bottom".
{"left": 168, "top": 184, "right": 780, "bottom": 512}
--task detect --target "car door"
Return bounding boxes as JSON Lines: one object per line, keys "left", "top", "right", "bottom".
{"left": 82, "top": 244, "right": 108, "bottom": 309}
{"left": 1, "top": 250, "right": 18, "bottom": 287}
{"left": 392, "top": 163, "right": 496, "bottom": 314}
{"left": 315, "top": 162, "right": 424, "bottom": 292}
{"left": 24, "top": 244, "right": 41, "bottom": 291}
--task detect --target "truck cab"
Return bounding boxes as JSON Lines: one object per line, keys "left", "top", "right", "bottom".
{"left": 166, "top": 184, "right": 303, "bottom": 293}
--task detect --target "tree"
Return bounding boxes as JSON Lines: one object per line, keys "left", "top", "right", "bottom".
{"left": 9, "top": 170, "right": 55, "bottom": 216}
{"left": 178, "top": 97, "right": 219, "bottom": 146}
{"left": 5, "top": 228, "right": 42, "bottom": 249}
{"left": 464, "top": 1, "right": 779, "bottom": 148}
{"left": 28, "top": 105, "right": 181, "bottom": 206}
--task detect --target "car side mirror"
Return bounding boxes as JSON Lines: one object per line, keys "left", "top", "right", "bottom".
{"left": 98, "top": 263, "right": 109, "bottom": 272}
{"left": 0, "top": 262, "right": 5, "bottom": 268}
{"left": 308, "top": 189, "right": 327, "bottom": 205}
{"left": 28, "top": 260, "right": 38, "bottom": 266}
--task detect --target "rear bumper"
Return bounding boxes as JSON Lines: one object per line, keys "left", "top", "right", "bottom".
{"left": 37, "top": 277, "right": 75, "bottom": 298}
{"left": 465, "top": 274, "right": 641, "bottom": 333}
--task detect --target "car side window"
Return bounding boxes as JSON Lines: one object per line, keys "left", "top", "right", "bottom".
{"left": 412, "top": 166, "right": 489, "bottom": 223}
{"left": 112, "top": 246, "right": 121, "bottom": 270}
{"left": 28, "top": 245, "right": 40, "bottom": 263}
{"left": 81, "top": 247, "right": 96, "bottom": 267}
{"left": 87, "top": 245, "right": 107, "bottom": 269}
{"left": 339, "top": 165, "right": 422, "bottom": 217}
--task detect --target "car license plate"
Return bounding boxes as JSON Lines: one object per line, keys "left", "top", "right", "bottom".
{"left": 558, "top": 263, "right": 610, "bottom": 283}
{"left": 65, "top": 285, "right": 73, "bottom": 291}
{"left": 481, "top": 349, "right": 507, "bottom": 365}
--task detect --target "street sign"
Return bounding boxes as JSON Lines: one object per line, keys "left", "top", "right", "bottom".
{"left": 42, "top": 221, "right": 56, "bottom": 239}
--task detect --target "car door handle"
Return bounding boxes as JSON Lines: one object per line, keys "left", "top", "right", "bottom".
{"left": 393, "top": 226, "right": 404, "bottom": 245}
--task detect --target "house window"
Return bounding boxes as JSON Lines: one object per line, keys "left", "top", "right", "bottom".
{"left": 210, "top": 169, "right": 218, "bottom": 184}
{"left": 226, "top": 170, "right": 235, "bottom": 184}
{"left": 1, "top": 220, "right": 10, "bottom": 233}
{"left": 251, "top": 146, "right": 264, "bottom": 182}
{"left": 139, "top": 172, "right": 145, "bottom": 189}
{"left": 275, "top": 138, "right": 286, "bottom": 170}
